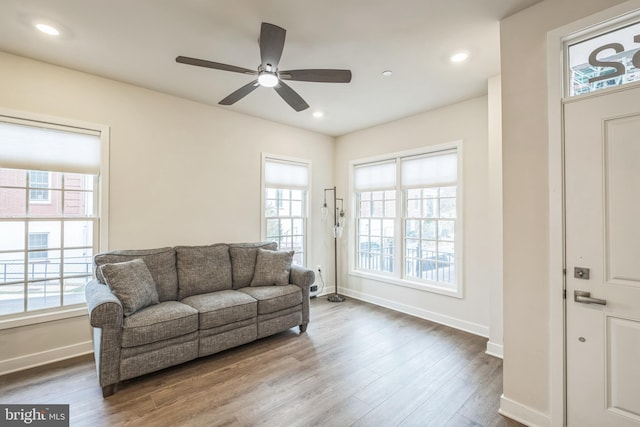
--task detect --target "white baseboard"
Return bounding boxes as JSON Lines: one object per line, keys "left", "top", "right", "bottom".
{"left": 499, "top": 394, "right": 550, "bottom": 427}
{"left": 339, "top": 287, "right": 490, "bottom": 338}
{"left": 486, "top": 341, "right": 504, "bottom": 359}
{"left": 0, "top": 340, "right": 93, "bottom": 376}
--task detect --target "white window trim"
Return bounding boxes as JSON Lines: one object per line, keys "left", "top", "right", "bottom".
{"left": 0, "top": 108, "right": 109, "bottom": 330}
{"left": 260, "top": 153, "right": 311, "bottom": 267}
{"left": 348, "top": 141, "right": 464, "bottom": 298}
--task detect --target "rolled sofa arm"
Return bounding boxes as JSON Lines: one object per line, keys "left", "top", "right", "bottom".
{"left": 85, "top": 279, "right": 123, "bottom": 328}
{"left": 85, "top": 279, "right": 124, "bottom": 395}
{"left": 290, "top": 265, "right": 315, "bottom": 331}
{"left": 290, "top": 265, "right": 315, "bottom": 289}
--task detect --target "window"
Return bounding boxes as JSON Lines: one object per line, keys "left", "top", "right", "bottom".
{"left": 356, "top": 191, "right": 395, "bottom": 273}
{"left": 28, "top": 171, "right": 50, "bottom": 202}
{"left": 352, "top": 144, "right": 462, "bottom": 296}
{"left": 404, "top": 186, "right": 456, "bottom": 284}
{"left": 567, "top": 20, "right": 640, "bottom": 97}
{"left": 354, "top": 161, "right": 396, "bottom": 274}
{"left": 28, "top": 232, "right": 49, "bottom": 259}
{"left": 263, "top": 156, "right": 309, "bottom": 266}
{"left": 0, "top": 115, "right": 105, "bottom": 318}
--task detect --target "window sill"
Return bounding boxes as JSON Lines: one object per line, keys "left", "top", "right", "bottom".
{"left": 0, "top": 305, "right": 88, "bottom": 331}
{"left": 348, "top": 270, "right": 463, "bottom": 299}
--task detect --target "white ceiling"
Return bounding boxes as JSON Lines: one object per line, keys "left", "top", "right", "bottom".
{"left": 0, "top": 0, "right": 540, "bottom": 137}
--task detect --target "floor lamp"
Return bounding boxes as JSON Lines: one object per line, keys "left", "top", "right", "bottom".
{"left": 322, "top": 187, "right": 345, "bottom": 302}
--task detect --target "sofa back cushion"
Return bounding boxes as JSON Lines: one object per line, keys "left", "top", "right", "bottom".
{"left": 176, "top": 244, "right": 232, "bottom": 299}
{"left": 95, "top": 247, "right": 178, "bottom": 301}
{"left": 228, "top": 241, "right": 277, "bottom": 289}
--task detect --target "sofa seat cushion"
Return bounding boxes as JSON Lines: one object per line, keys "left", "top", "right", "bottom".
{"left": 182, "top": 290, "right": 257, "bottom": 330}
{"left": 238, "top": 285, "right": 302, "bottom": 315}
{"left": 94, "top": 247, "right": 178, "bottom": 302}
{"left": 122, "top": 301, "right": 198, "bottom": 348}
{"left": 176, "top": 244, "right": 232, "bottom": 299}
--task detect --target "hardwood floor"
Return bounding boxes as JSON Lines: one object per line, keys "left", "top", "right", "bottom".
{"left": 0, "top": 298, "right": 524, "bottom": 427}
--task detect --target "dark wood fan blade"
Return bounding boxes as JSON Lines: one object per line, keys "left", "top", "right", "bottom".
{"left": 260, "top": 23, "right": 286, "bottom": 70}
{"left": 274, "top": 80, "right": 309, "bottom": 112}
{"left": 279, "top": 69, "right": 352, "bottom": 83}
{"left": 176, "top": 56, "right": 257, "bottom": 75}
{"left": 219, "top": 80, "right": 260, "bottom": 105}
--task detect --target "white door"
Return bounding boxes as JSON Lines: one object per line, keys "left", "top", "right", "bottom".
{"left": 565, "top": 85, "right": 640, "bottom": 427}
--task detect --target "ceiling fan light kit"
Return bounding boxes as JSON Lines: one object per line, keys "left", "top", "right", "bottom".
{"left": 176, "top": 22, "right": 352, "bottom": 112}
{"left": 257, "top": 71, "right": 278, "bottom": 88}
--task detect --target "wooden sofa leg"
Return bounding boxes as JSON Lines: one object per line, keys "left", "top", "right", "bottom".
{"left": 102, "top": 384, "right": 116, "bottom": 398}
{"left": 299, "top": 323, "right": 308, "bottom": 333}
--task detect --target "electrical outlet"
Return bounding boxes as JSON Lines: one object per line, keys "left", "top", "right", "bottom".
{"left": 310, "top": 285, "right": 318, "bottom": 292}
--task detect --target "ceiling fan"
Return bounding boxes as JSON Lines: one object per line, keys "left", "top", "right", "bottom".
{"left": 176, "top": 22, "right": 352, "bottom": 112}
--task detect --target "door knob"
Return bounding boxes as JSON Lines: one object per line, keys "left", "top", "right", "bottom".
{"left": 574, "top": 290, "right": 606, "bottom": 305}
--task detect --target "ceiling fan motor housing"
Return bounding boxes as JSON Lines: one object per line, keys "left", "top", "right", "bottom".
{"left": 176, "top": 22, "right": 352, "bottom": 111}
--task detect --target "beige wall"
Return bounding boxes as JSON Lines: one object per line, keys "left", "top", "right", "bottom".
{"left": 0, "top": 51, "right": 334, "bottom": 373}
{"left": 500, "top": 0, "right": 628, "bottom": 424}
{"left": 334, "top": 96, "right": 496, "bottom": 337}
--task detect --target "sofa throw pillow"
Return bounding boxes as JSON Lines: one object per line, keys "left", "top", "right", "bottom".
{"left": 99, "top": 258, "right": 159, "bottom": 317}
{"left": 229, "top": 242, "right": 278, "bottom": 289}
{"left": 250, "top": 248, "right": 294, "bottom": 287}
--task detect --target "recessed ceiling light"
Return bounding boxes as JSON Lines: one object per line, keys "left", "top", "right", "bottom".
{"left": 312, "top": 111, "right": 325, "bottom": 119}
{"left": 35, "top": 23, "right": 60, "bottom": 36}
{"left": 382, "top": 70, "right": 393, "bottom": 77}
{"left": 450, "top": 51, "right": 470, "bottom": 63}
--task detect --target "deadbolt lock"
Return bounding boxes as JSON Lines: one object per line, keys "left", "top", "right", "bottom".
{"left": 574, "top": 267, "right": 590, "bottom": 280}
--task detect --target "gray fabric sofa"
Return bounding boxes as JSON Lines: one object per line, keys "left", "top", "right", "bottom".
{"left": 84, "top": 242, "right": 314, "bottom": 397}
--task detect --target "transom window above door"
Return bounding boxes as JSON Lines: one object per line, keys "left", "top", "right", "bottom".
{"left": 567, "top": 20, "right": 640, "bottom": 97}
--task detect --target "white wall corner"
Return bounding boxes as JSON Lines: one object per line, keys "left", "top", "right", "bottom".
{"left": 500, "top": 394, "right": 551, "bottom": 427}
{"left": 487, "top": 74, "right": 504, "bottom": 354}
{"left": 485, "top": 341, "right": 504, "bottom": 359}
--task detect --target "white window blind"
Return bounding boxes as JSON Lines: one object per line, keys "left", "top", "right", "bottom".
{"left": 0, "top": 119, "right": 101, "bottom": 175}
{"left": 401, "top": 151, "right": 457, "bottom": 187}
{"left": 354, "top": 161, "right": 396, "bottom": 191}
{"left": 264, "top": 158, "right": 308, "bottom": 189}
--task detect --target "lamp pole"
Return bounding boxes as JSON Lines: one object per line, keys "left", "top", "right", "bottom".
{"left": 323, "top": 187, "right": 345, "bottom": 303}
